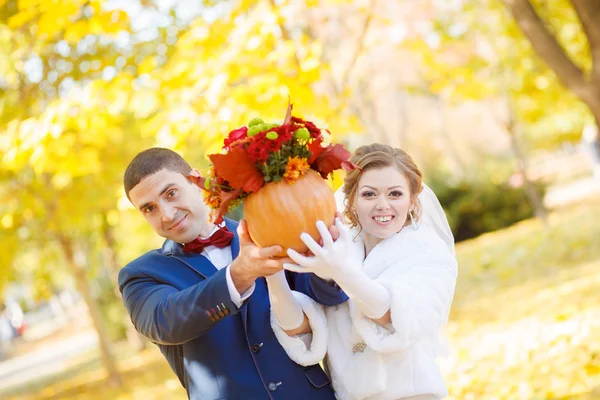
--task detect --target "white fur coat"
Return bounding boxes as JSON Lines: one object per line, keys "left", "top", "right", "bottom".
{"left": 271, "top": 224, "right": 458, "bottom": 400}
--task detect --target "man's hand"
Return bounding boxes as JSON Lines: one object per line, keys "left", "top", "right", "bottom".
{"left": 328, "top": 211, "right": 343, "bottom": 241}
{"left": 229, "top": 219, "right": 292, "bottom": 294}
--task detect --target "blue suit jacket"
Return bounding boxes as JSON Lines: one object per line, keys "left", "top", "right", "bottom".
{"left": 119, "top": 218, "right": 348, "bottom": 400}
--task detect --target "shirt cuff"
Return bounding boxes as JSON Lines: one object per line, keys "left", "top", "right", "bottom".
{"left": 226, "top": 265, "right": 255, "bottom": 308}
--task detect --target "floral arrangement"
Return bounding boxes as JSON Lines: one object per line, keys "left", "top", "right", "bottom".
{"left": 198, "top": 104, "right": 352, "bottom": 222}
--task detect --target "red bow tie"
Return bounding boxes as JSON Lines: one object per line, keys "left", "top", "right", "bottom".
{"left": 183, "top": 226, "right": 234, "bottom": 253}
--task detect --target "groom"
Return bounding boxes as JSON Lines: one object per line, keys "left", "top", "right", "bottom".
{"left": 119, "top": 147, "right": 347, "bottom": 399}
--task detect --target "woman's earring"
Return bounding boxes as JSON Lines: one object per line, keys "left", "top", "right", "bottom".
{"left": 409, "top": 210, "right": 418, "bottom": 231}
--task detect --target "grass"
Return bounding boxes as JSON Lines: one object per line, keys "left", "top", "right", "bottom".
{"left": 453, "top": 199, "right": 600, "bottom": 307}
{"left": 4, "top": 345, "right": 187, "bottom": 400}
{"left": 442, "top": 197, "right": 600, "bottom": 399}
{"left": 4, "top": 196, "right": 600, "bottom": 400}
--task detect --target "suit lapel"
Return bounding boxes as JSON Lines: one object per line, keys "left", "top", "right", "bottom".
{"left": 225, "top": 218, "right": 240, "bottom": 259}
{"left": 171, "top": 253, "right": 218, "bottom": 279}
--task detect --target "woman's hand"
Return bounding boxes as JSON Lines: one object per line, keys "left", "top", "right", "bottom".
{"left": 285, "top": 218, "right": 391, "bottom": 320}
{"left": 284, "top": 218, "right": 361, "bottom": 281}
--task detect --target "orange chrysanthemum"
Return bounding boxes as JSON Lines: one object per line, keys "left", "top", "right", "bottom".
{"left": 203, "top": 190, "right": 222, "bottom": 209}
{"left": 283, "top": 156, "right": 310, "bottom": 184}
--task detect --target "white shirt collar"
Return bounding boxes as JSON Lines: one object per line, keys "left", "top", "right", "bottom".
{"left": 198, "top": 220, "right": 226, "bottom": 240}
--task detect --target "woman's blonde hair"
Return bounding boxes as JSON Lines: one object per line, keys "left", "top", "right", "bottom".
{"left": 342, "top": 143, "right": 423, "bottom": 230}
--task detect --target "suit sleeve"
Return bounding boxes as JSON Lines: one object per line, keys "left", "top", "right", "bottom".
{"left": 286, "top": 270, "right": 348, "bottom": 306}
{"left": 119, "top": 265, "right": 239, "bottom": 345}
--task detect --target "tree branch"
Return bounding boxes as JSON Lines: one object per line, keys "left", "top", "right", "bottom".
{"left": 336, "top": 0, "right": 377, "bottom": 93}
{"left": 570, "top": 0, "right": 600, "bottom": 82}
{"left": 351, "top": 78, "right": 391, "bottom": 145}
{"left": 267, "top": 0, "right": 301, "bottom": 71}
{"left": 319, "top": 0, "right": 378, "bottom": 122}
{"left": 503, "top": 0, "right": 591, "bottom": 102}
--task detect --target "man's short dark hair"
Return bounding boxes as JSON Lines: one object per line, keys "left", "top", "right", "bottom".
{"left": 124, "top": 148, "right": 192, "bottom": 200}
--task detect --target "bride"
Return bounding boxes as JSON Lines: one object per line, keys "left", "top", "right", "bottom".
{"left": 265, "top": 143, "right": 458, "bottom": 400}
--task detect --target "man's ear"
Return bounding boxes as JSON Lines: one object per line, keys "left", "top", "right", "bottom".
{"left": 186, "top": 168, "right": 205, "bottom": 188}
{"left": 190, "top": 168, "right": 202, "bottom": 178}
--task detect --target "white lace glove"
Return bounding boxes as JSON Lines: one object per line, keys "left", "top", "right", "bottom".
{"left": 285, "top": 219, "right": 391, "bottom": 319}
{"left": 265, "top": 271, "right": 305, "bottom": 330}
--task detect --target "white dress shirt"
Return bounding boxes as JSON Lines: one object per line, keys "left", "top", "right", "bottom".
{"left": 199, "top": 223, "right": 255, "bottom": 308}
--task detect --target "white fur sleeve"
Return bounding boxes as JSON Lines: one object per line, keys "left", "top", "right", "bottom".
{"left": 270, "top": 291, "right": 329, "bottom": 366}
{"left": 350, "top": 249, "right": 457, "bottom": 353}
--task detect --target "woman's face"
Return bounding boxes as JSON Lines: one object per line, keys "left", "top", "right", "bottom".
{"left": 353, "top": 166, "right": 413, "bottom": 240}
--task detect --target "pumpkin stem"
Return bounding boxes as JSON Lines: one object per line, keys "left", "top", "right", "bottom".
{"left": 283, "top": 96, "right": 293, "bottom": 125}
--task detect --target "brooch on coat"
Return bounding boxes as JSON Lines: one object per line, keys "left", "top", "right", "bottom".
{"left": 352, "top": 342, "right": 367, "bottom": 354}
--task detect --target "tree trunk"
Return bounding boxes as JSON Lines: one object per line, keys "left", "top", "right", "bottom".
{"left": 350, "top": 79, "right": 393, "bottom": 146}
{"left": 434, "top": 95, "right": 466, "bottom": 176}
{"left": 334, "top": 0, "right": 376, "bottom": 95}
{"left": 570, "top": 0, "right": 600, "bottom": 82}
{"left": 58, "top": 236, "right": 123, "bottom": 387}
{"left": 586, "top": 96, "right": 600, "bottom": 140}
{"left": 307, "top": 0, "right": 379, "bottom": 121}
{"left": 101, "top": 214, "right": 148, "bottom": 351}
{"left": 504, "top": 0, "right": 600, "bottom": 136}
{"left": 507, "top": 125, "right": 548, "bottom": 221}
{"left": 504, "top": 98, "right": 548, "bottom": 223}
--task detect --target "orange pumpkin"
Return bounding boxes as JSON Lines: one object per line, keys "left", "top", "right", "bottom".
{"left": 243, "top": 170, "right": 337, "bottom": 257}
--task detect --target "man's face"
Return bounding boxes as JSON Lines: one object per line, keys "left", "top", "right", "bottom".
{"left": 129, "top": 168, "right": 210, "bottom": 244}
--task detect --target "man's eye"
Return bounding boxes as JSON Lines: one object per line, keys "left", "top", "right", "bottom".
{"left": 144, "top": 206, "right": 155, "bottom": 214}
{"left": 167, "top": 189, "right": 177, "bottom": 198}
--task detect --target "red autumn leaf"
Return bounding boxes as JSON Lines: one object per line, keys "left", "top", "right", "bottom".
{"left": 212, "top": 188, "right": 244, "bottom": 224}
{"left": 312, "top": 144, "right": 352, "bottom": 178}
{"left": 307, "top": 136, "right": 327, "bottom": 164}
{"left": 209, "top": 147, "right": 265, "bottom": 192}
{"left": 242, "top": 171, "right": 265, "bottom": 192}
{"left": 340, "top": 160, "right": 360, "bottom": 172}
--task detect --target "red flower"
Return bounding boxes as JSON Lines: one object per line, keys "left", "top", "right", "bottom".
{"left": 291, "top": 117, "right": 321, "bottom": 138}
{"left": 265, "top": 139, "right": 280, "bottom": 152}
{"left": 276, "top": 125, "right": 294, "bottom": 144}
{"left": 262, "top": 125, "right": 293, "bottom": 153}
{"left": 224, "top": 126, "right": 248, "bottom": 149}
{"left": 246, "top": 142, "right": 269, "bottom": 163}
